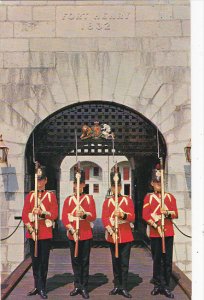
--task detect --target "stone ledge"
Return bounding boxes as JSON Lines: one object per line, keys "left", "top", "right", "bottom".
{"left": 172, "top": 262, "right": 192, "bottom": 299}
{"left": 1, "top": 256, "right": 32, "bottom": 300}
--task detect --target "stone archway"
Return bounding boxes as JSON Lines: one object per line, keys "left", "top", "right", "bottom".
{"left": 25, "top": 101, "right": 166, "bottom": 243}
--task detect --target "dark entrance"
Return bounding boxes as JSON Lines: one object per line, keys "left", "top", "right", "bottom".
{"left": 25, "top": 101, "right": 166, "bottom": 243}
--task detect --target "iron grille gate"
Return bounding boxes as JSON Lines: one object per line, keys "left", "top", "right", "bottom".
{"left": 26, "top": 101, "right": 166, "bottom": 160}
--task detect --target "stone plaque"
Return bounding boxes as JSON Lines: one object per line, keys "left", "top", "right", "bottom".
{"left": 56, "top": 6, "right": 135, "bottom": 37}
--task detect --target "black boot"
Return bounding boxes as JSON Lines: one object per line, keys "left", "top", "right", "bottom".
{"left": 151, "top": 286, "right": 161, "bottom": 296}
{"left": 119, "top": 289, "right": 132, "bottom": 298}
{"left": 81, "top": 289, "right": 89, "bottom": 299}
{"left": 27, "top": 288, "right": 38, "bottom": 296}
{"left": 109, "top": 287, "right": 119, "bottom": 295}
{"left": 38, "top": 289, "right": 48, "bottom": 299}
{"left": 162, "top": 288, "right": 174, "bottom": 298}
{"left": 70, "top": 287, "right": 81, "bottom": 296}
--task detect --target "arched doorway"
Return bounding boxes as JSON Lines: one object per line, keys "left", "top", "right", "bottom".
{"left": 25, "top": 101, "right": 166, "bottom": 244}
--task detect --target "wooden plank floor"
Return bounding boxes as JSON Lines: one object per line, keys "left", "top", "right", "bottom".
{"left": 6, "top": 246, "right": 190, "bottom": 300}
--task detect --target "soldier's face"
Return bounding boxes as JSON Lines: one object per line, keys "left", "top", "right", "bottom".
{"left": 37, "top": 178, "right": 47, "bottom": 189}
{"left": 111, "top": 184, "right": 122, "bottom": 195}
{"left": 73, "top": 182, "right": 85, "bottom": 193}
{"left": 151, "top": 181, "right": 161, "bottom": 192}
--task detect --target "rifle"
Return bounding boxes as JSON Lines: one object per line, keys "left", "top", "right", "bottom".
{"left": 34, "top": 161, "right": 39, "bottom": 257}
{"left": 74, "top": 162, "right": 81, "bottom": 258}
{"left": 160, "top": 157, "right": 166, "bottom": 254}
{"left": 113, "top": 164, "right": 119, "bottom": 258}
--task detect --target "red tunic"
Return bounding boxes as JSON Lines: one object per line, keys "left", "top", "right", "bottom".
{"left": 22, "top": 191, "right": 58, "bottom": 240}
{"left": 142, "top": 192, "right": 178, "bottom": 238}
{"left": 62, "top": 194, "right": 96, "bottom": 241}
{"left": 102, "top": 195, "right": 135, "bottom": 244}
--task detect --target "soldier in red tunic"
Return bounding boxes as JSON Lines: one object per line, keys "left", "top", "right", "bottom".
{"left": 22, "top": 166, "right": 58, "bottom": 299}
{"left": 62, "top": 169, "right": 96, "bottom": 299}
{"left": 102, "top": 169, "right": 135, "bottom": 298}
{"left": 142, "top": 164, "right": 178, "bottom": 299}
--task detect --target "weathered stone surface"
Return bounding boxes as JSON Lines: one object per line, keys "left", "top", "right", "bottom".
{"left": 135, "top": 20, "right": 182, "bottom": 37}
{"left": 8, "top": 6, "right": 32, "bottom": 21}
{"left": 33, "top": 6, "right": 56, "bottom": 21}
{"left": 56, "top": 6, "right": 135, "bottom": 37}
{"left": 0, "top": 38, "right": 29, "bottom": 52}
{"left": 14, "top": 21, "right": 55, "bottom": 38}
{"left": 30, "top": 52, "right": 56, "bottom": 68}
{"left": 136, "top": 5, "right": 173, "bottom": 20}
{"left": 173, "top": 5, "right": 190, "bottom": 20}
{"left": 0, "top": 6, "right": 7, "bottom": 21}
{"left": 0, "top": 22, "right": 13, "bottom": 37}
{"left": 3, "top": 52, "right": 29, "bottom": 68}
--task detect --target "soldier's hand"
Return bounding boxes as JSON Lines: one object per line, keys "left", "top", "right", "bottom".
{"left": 157, "top": 226, "right": 163, "bottom": 238}
{"left": 33, "top": 208, "right": 42, "bottom": 215}
{"left": 73, "top": 232, "right": 78, "bottom": 242}
{"left": 31, "top": 232, "right": 36, "bottom": 241}
{"left": 75, "top": 210, "right": 84, "bottom": 217}
{"left": 160, "top": 209, "right": 168, "bottom": 216}
{"left": 114, "top": 210, "right": 120, "bottom": 217}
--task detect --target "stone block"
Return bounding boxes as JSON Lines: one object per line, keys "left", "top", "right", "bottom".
{"left": 0, "top": 38, "right": 29, "bottom": 52}
{"left": 6, "top": 227, "right": 24, "bottom": 244}
{"left": 155, "top": 51, "right": 188, "bottom": 67}
{"left": 0, "top": 6, "right": 7, "bottom": 21}
{"left": 1, "top": 1, "right": 21, "bottom": 5}
{"left": 30, "top": 37, "right": 98, "bottom": 52}
{"left": 175, "top": 123, "right": 191, "bottom": 141}
{"left": 182, "top": 20, "right": 190, "bottom": 36}
{"left": 8, "top": 243, "right": 24, "bottom": 262}
{"left": 0, "top": 54, "right": 3, "bottom": 68}
{"left": 186, "top": 209, "right": 191, "bottom": 226}
{"left": 187, "top": 243, "right": 192, "bottom": 261}
{"left": 14, "top": 21, "right": 55, "bottom": 38}
{"left": 142, "top": 37, "right": 170, "bottom": 51}
{"left": 0, "top": 22, "right": 13, "bottom": 37}
{"left": 56, "top": 5, "right": 135, "bottom": 38}
{"left": 0, "top": 244, "right": 7, "bottom": 262}
{"left": 174, "top": 225, "right": 191, "bottom": 243}
{"left": 135, "top": 21, "right": 182, "bottom": 37}
{"left": 20, "top": 1, "right": 47, "bottom": 5}
{"left": 173, "top": 83, "right": 189, "bottom": 106}
{"left": 174, "top": 243, "right": 186, "bottom": 262}
{"left": 8, "top": 6, "right": 32, "bottom": 21}
{"left": 3, "top": 52, "right": 29, "bottom": 68}
{"left": 174, "top": 261, "right": 186, "bottom": 272}
{"left": 170, "top": 37, "right": 190, "bottom": 50}
{"left": 173, "top": 5, "right": 190, "bottom": 20}
{"left": 98, "top": 37, "right": 142, "bottom": 52}
{"left": 136, "top": 5, "right": 173, "bottom": 21}
{"left": 114, "top": 52, "right": 141, "bottom": 101}
{"left": 30, "top": 52, "right": 56, "bottom": 68}
{"left": 33, "top": 6, "right": 55, "bottom": 21}
{"left": 174, "top": 209, "right": 185, "bottom": 226}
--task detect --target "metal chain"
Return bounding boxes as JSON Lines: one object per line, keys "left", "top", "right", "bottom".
{"left": 0, "top": 219, "right": 22, "bottom": 241}
{"left": 173, "top": 221, "right": 192, "bottom": 238}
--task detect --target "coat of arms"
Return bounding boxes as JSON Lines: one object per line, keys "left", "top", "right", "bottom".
{"left": 80, "top": 122, "right": 114, "bottom": 140}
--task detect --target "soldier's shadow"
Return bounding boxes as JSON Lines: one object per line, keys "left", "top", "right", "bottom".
{"left": 88, "top": 273, "right": 109, "bottom": 292}
{"left": 127, "top": 272, "right": 143, "bottom": 291}
{"left": 46, "top": 272, "right": 74, "bottom": 292}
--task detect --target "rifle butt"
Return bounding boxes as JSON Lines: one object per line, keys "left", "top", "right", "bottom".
{"left": 74, "top": 239, "right": 79, "bottom": 257}
{"left": 115, "top": 240, "right": 119, "bottom": 258}
{"left": 162, "top": 235, "right": 166, "bottom": 254}
{"left": 34, "top": 237, "right": 38, "bottom": 257}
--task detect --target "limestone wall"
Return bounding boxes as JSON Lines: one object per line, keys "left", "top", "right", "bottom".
{"left": 0, "top": 0, "right": 191, "bottom": 279}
